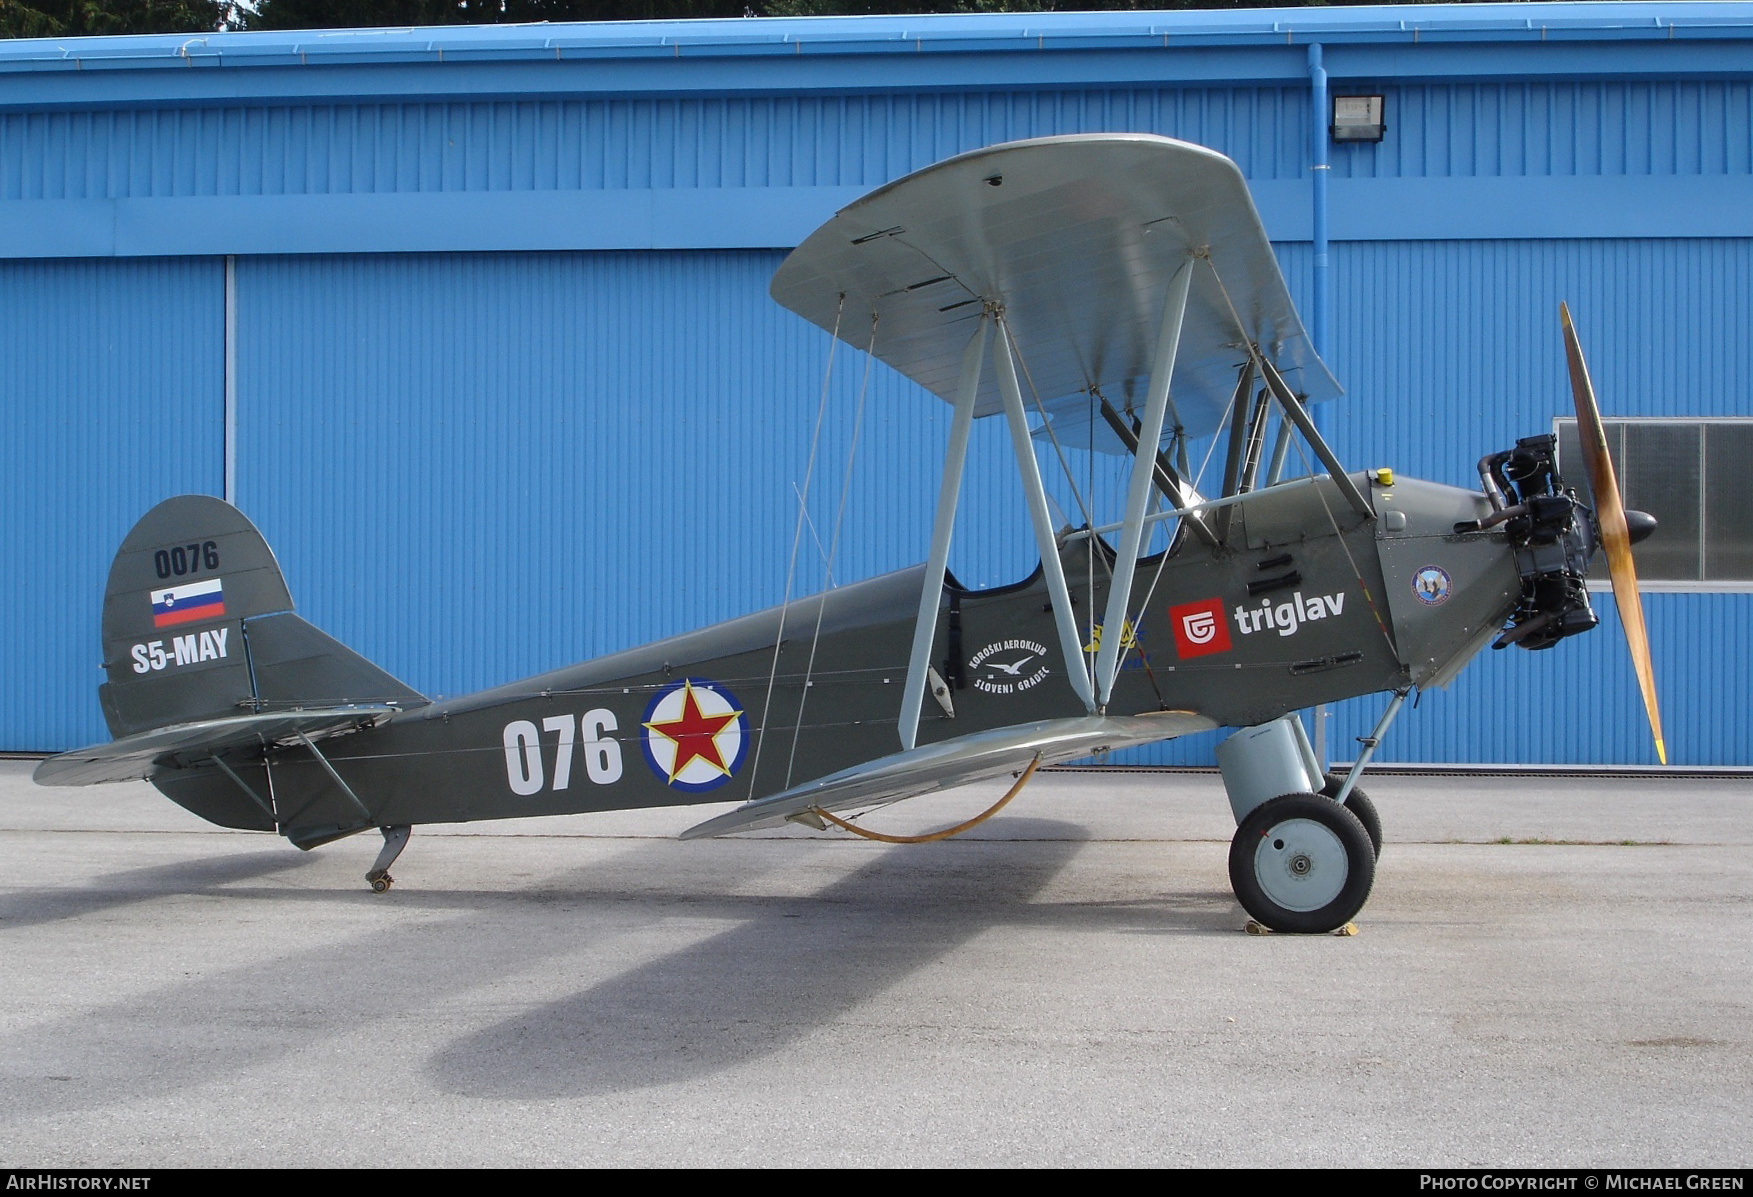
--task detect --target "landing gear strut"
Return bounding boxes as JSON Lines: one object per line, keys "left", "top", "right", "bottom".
{"left": 367, "top": 825, "right": 410, "bottom": 893}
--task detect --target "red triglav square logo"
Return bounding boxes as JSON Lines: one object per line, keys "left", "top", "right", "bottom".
{"left": 1170, "top": 597, "right": 1232, "bottom": 659}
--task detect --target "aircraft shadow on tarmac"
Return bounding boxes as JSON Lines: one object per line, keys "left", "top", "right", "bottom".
{"left": 424, "top": 818, "right": 1082, "bottom": 1098}
{"left": 0, "top": 849, "right": 314, "bottom": 931}
{"left": 0, "top": 818, "right": 1243, "bottom": 1118}
{"left": 422, "top": 817, "right": 1234, "bottom": 1099}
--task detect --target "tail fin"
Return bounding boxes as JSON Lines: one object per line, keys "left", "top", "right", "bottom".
{"left": 98, "top": 495, "right": 425, "bottom": 737}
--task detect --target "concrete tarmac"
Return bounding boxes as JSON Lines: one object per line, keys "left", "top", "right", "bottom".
{"left": 0, "top": 760, "right": 1748, "bottom": 1168}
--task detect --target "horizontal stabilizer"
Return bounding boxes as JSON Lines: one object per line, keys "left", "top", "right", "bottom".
{"left": 680, "top": 710, "right": 1213, "bottom": 840}
{"left": 33, "top": 704, "right": 400, "bottom": 787}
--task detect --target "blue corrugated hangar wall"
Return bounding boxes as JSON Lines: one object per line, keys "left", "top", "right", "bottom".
{"left": 3, "top": 4, "right": 1750, "bottom": 763}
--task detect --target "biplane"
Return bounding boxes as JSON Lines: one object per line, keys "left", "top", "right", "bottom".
{"left": 35, "top": 134, "right": 1664, "bottom": 934}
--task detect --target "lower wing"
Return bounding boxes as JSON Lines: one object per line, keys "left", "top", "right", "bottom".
{"left": 681, "top": 710, "right": 1213, "bottom": 839}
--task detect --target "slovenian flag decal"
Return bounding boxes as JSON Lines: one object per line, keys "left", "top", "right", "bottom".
{"left": 150, "top": 577, "right": 226, "bottom": 628}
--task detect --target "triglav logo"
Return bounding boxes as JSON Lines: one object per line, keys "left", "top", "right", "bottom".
{"left": 1171, "top": 589, "right": 1349, "bottom": 658}
{"left": 969, "top": 638, "right": 1050, "bottom": 695}
{"left": 1169, "top": 598, "right": 1232, "bottom": 659}
{"left": 1233, "top": 590, "right": 1345, "bottom": 638}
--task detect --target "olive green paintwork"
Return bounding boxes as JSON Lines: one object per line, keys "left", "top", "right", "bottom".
{"left": 70, "top": 473, "right": 1519, "bottom": 847}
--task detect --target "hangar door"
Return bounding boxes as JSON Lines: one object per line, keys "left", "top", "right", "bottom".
{"left": 0, "top": 257, "right": 222, "bottom": 751}
{"left": 228, "top": 251, "right": 1041, "bottom": 714}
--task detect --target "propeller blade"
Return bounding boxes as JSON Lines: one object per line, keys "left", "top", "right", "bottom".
{"left": 1560, "top": 302, "right": 1666, "bottom": 765}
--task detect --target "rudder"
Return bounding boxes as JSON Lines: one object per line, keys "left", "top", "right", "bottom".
{"left": 98, "top": 495, "right": 424, "bottom": 737}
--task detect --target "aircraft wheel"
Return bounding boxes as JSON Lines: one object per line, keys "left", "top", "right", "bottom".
{"left": 1323, "top": 772, "right": 1383, "bottom": 859}
{"left": 1229, "top": 793, "right": 1375, "bottom": 934}
{"left": 369, "top": 875, "right": 393, "bottom": 894}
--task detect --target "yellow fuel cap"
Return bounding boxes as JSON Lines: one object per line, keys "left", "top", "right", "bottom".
{"left": 1374, "top": 468, "right": 1395, "bottom": 487}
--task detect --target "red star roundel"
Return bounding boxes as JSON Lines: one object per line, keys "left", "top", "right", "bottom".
{"left": 640, "top": 678, "right": 749, "bottom": 792}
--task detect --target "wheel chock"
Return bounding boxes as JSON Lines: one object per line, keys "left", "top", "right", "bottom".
{"left": 1242, "top": 919, "right": 1359, "bottom": 936}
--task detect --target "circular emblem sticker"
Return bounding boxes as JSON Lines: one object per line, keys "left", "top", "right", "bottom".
{"left": 1412, "top": 565, "right": 1452, "bottom": 606}
{"left": 640, "top": 678, "right": 748, "bottom": 792}
{"left": 969, "top": 637, "right": 1051, "bottom": 695}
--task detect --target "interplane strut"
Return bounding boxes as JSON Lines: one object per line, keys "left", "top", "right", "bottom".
{"left": 1093, "top": 256, "right": 1194, "bottom": 707}
{"left": 995, "top": 316, "right": 1098, "bottom": 715}
{"left": 899, "top": 315, "right": 989, "bottom": 751}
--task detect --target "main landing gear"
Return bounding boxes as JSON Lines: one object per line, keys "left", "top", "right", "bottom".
{"left": 1216, "top": 698, "right": 1405, "bottom": 933}
{"left": 1228, "top": 792, "right": 1374, "bottom": 935}
{"left": 367, "top": 824, "right": 410, "bottom": 893}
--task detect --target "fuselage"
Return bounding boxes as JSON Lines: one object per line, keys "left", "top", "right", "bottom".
{"left": 154, "top": 470, "right": 1519, "bottom": 844}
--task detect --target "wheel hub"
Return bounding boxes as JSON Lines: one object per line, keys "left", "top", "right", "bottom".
{"left": 1253, "top": 816, "right": 1349, "bottom": 912}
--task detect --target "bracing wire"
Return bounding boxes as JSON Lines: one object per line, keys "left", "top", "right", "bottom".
{"left": 790, "top": 481, "right": 830, "bottom": 564}
{"left": 1122, "top": 270, "right": 1243, "bottom": 675}
{"left": 1128, "top": 381, "right": 1240, "bottom": 666}
{"left": 1087, "top": 385, "right": 1097, "bottom": 661}
{"left": 1284, "top": 433, "right": 1399, "bottom": 655}
{"left": 747, "top": 295, "right": 845, "bottom": 802}
{"left": 786, "top": 311, "right": 877, "bottom": 787}
{"left": 1194, "top": 249, "right": 1395, "bottom": 659}
{"left": 1004, "top": 320, "right": 1098, "bottom": 536}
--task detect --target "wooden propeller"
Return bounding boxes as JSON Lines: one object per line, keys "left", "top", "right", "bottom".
{"left": 1560, "top": 302, "right": 1667, "bottom": 765}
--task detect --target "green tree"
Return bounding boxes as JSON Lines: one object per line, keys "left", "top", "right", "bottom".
{"left": 246, "top": 0, "right": 753, "bottom": 28}
{"left": 246, "top": 0, "right": 1343, "bottom": 30}
{"left": 0, "top": 0, "right": 230, "bottom": 37}
{"left": 0, "top": 0, "right": 1354, "bottom": 39}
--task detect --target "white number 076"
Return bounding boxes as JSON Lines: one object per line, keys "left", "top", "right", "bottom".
{"left": 502, "top": 709, "right": 622, "bottom": 796}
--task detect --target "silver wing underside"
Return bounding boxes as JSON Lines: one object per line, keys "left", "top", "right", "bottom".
{"left": 770, "top": 133, "right": 1339, "bottom": 442}
{"left": 681, "top": 710, "right": 1215, "bottom": 839}
{"left": 33, "top": 704, "right": 399, "bottom": 786}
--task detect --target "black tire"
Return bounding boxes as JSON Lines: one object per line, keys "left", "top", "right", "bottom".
{"left": 1323, "top": 772, "right": 1383, "bottom": 859}
{"left": 1229, "top": 792, "right": 1376, "bottom": 934}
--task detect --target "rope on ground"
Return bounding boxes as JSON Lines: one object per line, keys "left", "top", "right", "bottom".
{"left": 811, "top": 754, "right": 1042, "bottom": 845}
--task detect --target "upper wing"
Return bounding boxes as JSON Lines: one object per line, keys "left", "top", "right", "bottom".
{"left": 33, "top": 704, "right": 398, "bottom": 786}
{"left": 680, "top": 710, "right": 1214, "bottom": 839}
{"left": 770, "top": 133, "right": 1338, "bottom": 442}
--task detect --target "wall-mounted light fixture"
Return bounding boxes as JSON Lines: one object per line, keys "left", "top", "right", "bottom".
{"left": 1332, "top": 94, "right": 1386, "bottom": 143}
